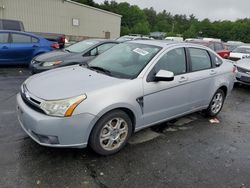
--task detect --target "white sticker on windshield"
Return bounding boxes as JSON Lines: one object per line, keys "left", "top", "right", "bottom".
{"left": 86, "top": 42, "right": 95, "bottom": 45}
{"left": 133, "top": 48, "right": 149, "bottom": 56}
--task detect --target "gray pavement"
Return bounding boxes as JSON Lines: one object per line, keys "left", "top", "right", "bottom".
{"left": 0, "top": 67, "right": 250, "bottom": 188}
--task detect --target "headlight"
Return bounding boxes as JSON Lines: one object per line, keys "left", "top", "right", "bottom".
{"left": 42, "top": 61, "right": 62, "bottom": 67}
{"left": 40, "top": 94, "right": 87, "bottom": 117}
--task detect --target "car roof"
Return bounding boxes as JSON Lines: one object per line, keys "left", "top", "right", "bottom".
{"left": 127, "top": 40, "right": 179, "bottom": 47}
{"left": 127, "top": 40, "right": 218, "bottom": 54}
{"left": 83, "top": 38, "right": 119, "bottom": 43}
{"left": 0, "top": 30, "right": 45, "bottom": 39}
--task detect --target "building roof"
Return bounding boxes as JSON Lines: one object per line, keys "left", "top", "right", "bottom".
{"left": 66, "top": 0, "right": 122, "bottom": 18}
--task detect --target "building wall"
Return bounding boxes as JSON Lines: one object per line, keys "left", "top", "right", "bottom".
{"left": 0, "top": 0, "right": 121, "bottom": 39}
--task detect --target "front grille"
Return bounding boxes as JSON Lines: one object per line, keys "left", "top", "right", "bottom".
{"left": 229, "top": 57, "right": 241, "bottom": 61}
{"left": 237, "top": 66, "right": 250, "bottom": 73}
{"left": 21, "top": 91, "right": 45, "bottom": 114}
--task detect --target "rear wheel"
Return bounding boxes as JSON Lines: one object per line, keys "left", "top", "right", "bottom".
{"left": 89, "top": 110, "right": 132, "bottom": 155}
{"left": 205, "top": 89, "right": 225, "bottom": 117}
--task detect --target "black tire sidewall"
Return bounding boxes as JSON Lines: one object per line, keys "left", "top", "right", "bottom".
{"left": 89, "top": 110, "right": 133, "bottom": 156}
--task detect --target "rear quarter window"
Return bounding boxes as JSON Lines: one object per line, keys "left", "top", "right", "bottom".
{"left": 209, "top": 52, "right": 223, "bottom": 66}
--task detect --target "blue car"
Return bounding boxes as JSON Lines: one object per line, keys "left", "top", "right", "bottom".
{"left": 0, "top": 30, "right": 58, "bottom": 65}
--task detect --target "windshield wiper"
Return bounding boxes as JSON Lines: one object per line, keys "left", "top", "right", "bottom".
{"left": 64, "top": 49, "right": 71, "bottom": 52}
{"left": 88, "top": 66, "right": 112, "bottom": 75}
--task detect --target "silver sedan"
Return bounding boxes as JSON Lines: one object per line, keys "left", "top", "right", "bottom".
{"left": 235, "top": 58, "right": 250, "bottom": 85}
{"left": 17, "top": 41, "right": 235, "bottom": 155}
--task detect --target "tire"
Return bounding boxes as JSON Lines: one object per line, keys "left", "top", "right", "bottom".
{"left": 89, "top": 110, "right": 133, "bottom": 156}
{"left": 205, "top": 89, "right": 225, "bottom": 117}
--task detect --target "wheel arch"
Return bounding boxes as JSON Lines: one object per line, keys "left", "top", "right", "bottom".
{"left": 218, "top": 85, "right": 228, "bottom": 96}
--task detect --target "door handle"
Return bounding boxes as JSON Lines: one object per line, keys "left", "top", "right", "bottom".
{"left": 32, "top": 45, "right": 39, "bottom": 48}
{"left": 2, "top": 46, "right": 8, "bottom": 49}
{"left": 210, "top": 70, "right": 217, "bottom": 75}
{"left": 179, "top": 76, "right": 188, "bottom": 83}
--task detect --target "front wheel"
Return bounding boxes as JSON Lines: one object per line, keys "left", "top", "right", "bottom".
{"left": 205, "top": 89, "right": 225, "bottom": 117}
{"left": 89, "top": 110, "right": 133, "bottom": 155}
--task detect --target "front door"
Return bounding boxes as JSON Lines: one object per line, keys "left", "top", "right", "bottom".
{"left": 142, "top": 47, "right": 191, "bottom": 126}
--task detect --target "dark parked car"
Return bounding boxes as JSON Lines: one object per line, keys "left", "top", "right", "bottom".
{"left": 0, "top": 30, "right": 59, "bottom": 65}
{"left": 188, "top": 39, "right": 230, "bottom": 59}
{"left": 0, "top": 19, "right": 25, "bottom": 31}
{"left": 30, "top": 39, "right": 119, "bottom": 73}
{"left": 0, "top": 19, "right": 65, "bottom": 48}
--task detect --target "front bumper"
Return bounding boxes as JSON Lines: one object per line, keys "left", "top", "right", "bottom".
{"left": 29, "top": 63, "right": 53, "bottom": 74}
{"left": 16, "top": 93, "right": 96, "bottom": 148}
{"left": 235, "top": 72, "right": 250, "bottom": 85}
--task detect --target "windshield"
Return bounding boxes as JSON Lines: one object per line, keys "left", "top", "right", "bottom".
{"left": 88, "top": 43, "right": 161, "bottom": 79}
{"left": 65, "top": 40, "right": 99, "bottom": 53}
{"left": 232, "top": 47, "right": 250, "bottom": 54}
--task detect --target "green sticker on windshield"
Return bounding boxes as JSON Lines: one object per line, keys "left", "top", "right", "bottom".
{"left": 133, "top": 48, "right": 149, "bottom": 56}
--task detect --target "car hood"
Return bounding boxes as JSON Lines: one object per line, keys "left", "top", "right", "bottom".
{"left": 25, "top": 65, "right": 126, "bottom": 100}
{"left": 35, "top": 50, "right": 78, "bottom": 62}
{"left": 236, "top": 59, "right": 250, "bottom": 70}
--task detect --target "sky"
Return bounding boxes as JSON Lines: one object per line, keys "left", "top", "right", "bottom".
{"left": 94, "top": 0, "right": 250, "bottom": 21}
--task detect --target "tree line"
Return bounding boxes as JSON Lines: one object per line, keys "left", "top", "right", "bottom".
{"left": 73, "top": 0, "right": 250, "bottom": 42}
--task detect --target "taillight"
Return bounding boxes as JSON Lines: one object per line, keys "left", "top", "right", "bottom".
{"left": 51, "top": 43, "right": 59, "bottom": 49}
{"left": 60, "top": 36, "right": 66, "bottom": 43}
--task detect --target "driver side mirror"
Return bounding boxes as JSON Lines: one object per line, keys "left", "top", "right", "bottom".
{"left": 154, "top": 70, "right": 174, "bottom": 82}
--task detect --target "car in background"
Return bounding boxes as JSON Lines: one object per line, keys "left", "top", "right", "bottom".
{"left": 229, "top": 46, "right": 250, "bottom": 61}
{"left": 234, "top": 58, "right": 250, "bottom": 85}
{"left": 0, "top": 19, "right": 25, "bottom": 31}
{"left": 165, "top": 36, "right": 184, "bottom": 42}
{"left": 188, "top": 39, "right": 230, "bottom": 59}
{"left": 0, "top": 19, "right": 66, "bottom": 48}
{"left": 30, "top": 39, "right": 119, "bottom": 73}
{"left": 17, "top": 41, "right": 235, "bottom": 155}
{"left": 224, "top": 41, "right": 244, "bottom": 52}
{"left": 116, "top": 35, "right": 151, "bottom": 42}
{"left": 0, "top": 30, "right": 59, "bottom": 65}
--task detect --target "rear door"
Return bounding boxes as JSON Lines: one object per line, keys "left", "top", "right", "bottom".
{"left": 10, "top": 33, "right": 39, "bottom": 64}
{"left": 142, "top": 47, "right": 191, "bottom": 126}
{"left": 0, "top": 32, "right": 11, "bottom": 64}
{"left": 187, "top": 47, "right": 216, "bottom": 108}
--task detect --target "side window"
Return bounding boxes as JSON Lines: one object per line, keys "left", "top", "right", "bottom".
{"left": 0, "top": 33, "right": 9, "bottom": 43}
{"left": 209, "top": 52, "right": 223, "bottom": 66}
{"left": 154, "top": 48, "right": 187, "bottom": 75}
{"left": 31, "top": 37, "right": 39, "bottom": 43}
{"left": 189, "top": 48, "right": 212, "bottom": 71}
{"left": 214, "top": 43, "right": 223, "bottom": 51}
{"left": 97, "top": 43, "right": 116, "bottom": 54}
{"left": 12, "top": 34, "right": 32, "bottom": 43}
